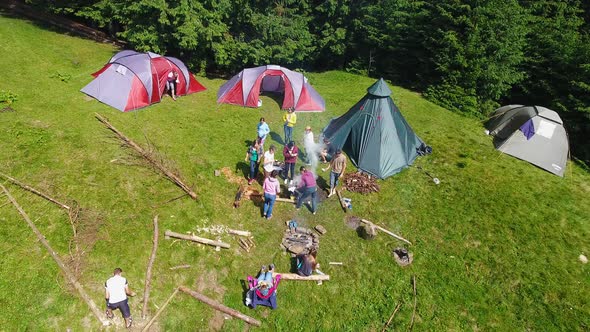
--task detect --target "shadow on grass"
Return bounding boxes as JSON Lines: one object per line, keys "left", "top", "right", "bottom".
{"left": 269, "top": 131, "right": 284, "bottom": 146}
{"left": 235, "top": 161, "right": 250, "bottom": 179}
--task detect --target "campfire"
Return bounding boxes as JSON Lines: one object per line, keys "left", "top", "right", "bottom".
{"left": 281, "top": 223, "right": 319, "bottom": 255}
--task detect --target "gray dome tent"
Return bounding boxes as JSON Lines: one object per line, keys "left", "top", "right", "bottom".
{"left": 321, "top": 79, "right": 426, "bottom": 179}
{"left": 486, "top": 105, "right": 569, "bottom": 177}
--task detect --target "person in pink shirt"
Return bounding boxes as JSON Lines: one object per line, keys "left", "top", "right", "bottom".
{"left": 262, "top": 170, "right": 280, "bottom": 219}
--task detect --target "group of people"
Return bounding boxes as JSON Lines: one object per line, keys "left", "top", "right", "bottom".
{"left": 244, "top": 108, "right": 349, "bottom": 219}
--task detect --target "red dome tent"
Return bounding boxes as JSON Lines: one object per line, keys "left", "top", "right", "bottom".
{"left": 217, "top": 65, "right": 325, "bottom": 112}
{"left": 81, "top": 50, "right": 206, "bottom": 112}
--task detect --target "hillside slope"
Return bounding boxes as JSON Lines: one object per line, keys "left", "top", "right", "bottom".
{"left": 0, "top": 14, "right": 589, "bottom": 331}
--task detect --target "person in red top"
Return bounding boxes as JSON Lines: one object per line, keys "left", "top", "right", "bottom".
{"left": 295, "top": 166, "right": 317, "bottom": 214}
{"left": 282, "top": 141, "right": 298, "bottom": 184}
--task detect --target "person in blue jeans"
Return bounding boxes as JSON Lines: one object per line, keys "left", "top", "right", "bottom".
{"left": 295, "top": 166, "right": 317, "bottom": 214}
{"left": 245, "top": 139, "right": 262, "bottom": 184}
{"left": 257, "top": 264, "right": 275, "bottom": 296}
{"left": 262, "top": 170, "right": 280, "bottom": 219}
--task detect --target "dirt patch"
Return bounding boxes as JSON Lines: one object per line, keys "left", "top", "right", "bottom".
{"left": 221, "top": 167, "right": 246, "bottom": 185}
{"left": 65, "top": 203, "right": 105, "bottom": 279}
{"left": 194, "top": 269, "right": 228, "bottom": 331}
{"left": 0, "top": 106, "right": 15, "bottom": 113}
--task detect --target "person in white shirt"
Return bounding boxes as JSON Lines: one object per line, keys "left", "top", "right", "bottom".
{"left": 105, "top": 268, "right": 135, "bottom": 328}
{"left": 262, "top": 145, "right": 276, "bottom": 178}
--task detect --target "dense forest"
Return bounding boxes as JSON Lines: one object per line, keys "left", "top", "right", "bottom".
{"left": 27, "top": 0, "right": 590, "bottom": 163}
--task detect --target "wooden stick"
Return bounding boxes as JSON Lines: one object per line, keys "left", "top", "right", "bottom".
{"left": 0, "top": 184, "right": 109, "bottom": 326}
{"left": 227, "top": 229, "right": 251, "bottom": 237}
{"left": 408, "top": 275, "right": 417, "bottom": 331}
{"left": 382, "top": 302, "right": 402, "bottom": 332}
{"left": 141, "top": 288, "right": 179, "bottom": 332}
{"left": 142, "top": 215, "right": 159, "bottom": 319}
{"left": 328, "top": 262, "right": 343, "bottom": 265}
{"left": 336, "top": 190, "right": 348, "bottom": 213}
{"left": 271, "top": 272, "right": 330, "bottom": 281}
{"left": 165, "top": 230, "right": 230, "bottom": 249}
{"left": 178, "top": 286, "right": 261, "bottom": 327}
{"left": 169, "top": 264, "right": 191, "bottom": 270}
{"left": 361, "top": 219, "right": 412, "bottom": 245}
{"left": 95, "top": 113, "right": 197, "bottom": 200}
{"left": 0, "top": 172, "right": 70, "bottom": 210}
{"left": 275, "top": 197, "right": 295, "bottom": 203}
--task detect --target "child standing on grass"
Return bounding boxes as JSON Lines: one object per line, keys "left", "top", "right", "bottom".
{"left": 245, "top": 139, "right": 261, "bottom": 185}
{"left": 263, "top": 170, "right": 280, "bottom": 219}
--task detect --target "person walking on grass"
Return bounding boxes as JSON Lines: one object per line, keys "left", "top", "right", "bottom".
{"left": 257, "top": 117, "right": 270, "bottom": 147}
{"left": 166, "top": 70, "right": 180, "bottom": 100}
{"left": 262, "top": 145, "right": 276, "bottom": 178}
{"left": 296, "top": 166, "right": 317, "bottom": 214}
{"left": 105, "top": 268, "right": 135, "bottom": 328}
{"left": 322, "top": 149, "right": 347, "bottom": 197}
{"left": 283, "top": 107, "right": 297, "bottom": 144}
{"left": 263, "top": 170, "right": 280, "bottom": 219}
{"left": 283, "top": 141, "right": 298, "bottom": 184}
{"left": 245, "top": 139, "right": 262, "bottom": 185}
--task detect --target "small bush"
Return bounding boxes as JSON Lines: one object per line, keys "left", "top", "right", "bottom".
{"left": 0, "top": 90, "right": 18, "bottom": 105}
{"left": 50, "top": 72, "right": 72, "bottom": 83}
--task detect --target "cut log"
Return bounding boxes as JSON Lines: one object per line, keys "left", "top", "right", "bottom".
{"left": 336, "top": 190, "right": 348, "bottom": 213}
{"left": 328, "top": 262, "right": 343, "bottom": 265}
{"left": 0, "top": 184, "right": 109, "bottom": 326}
{"left": 142, "top": 215, "right": 159, "bottom": 319}
{"left": 360, "top": 219, "right": 412, "bottom": 245}
{"left": 271, "top": 272, "right": 330, "bottom": 281}
{"left": 141, "top": 288, "right": 179, "bottom": 332}
{"left": 275, "top": 197, "right": 295, "bottom": 203}
{"left": 95, "top": 113, "right": 197, "bottom": 200}
{"left": 227, "top": 229, "right": 251, "bottom": 237}
{"left": 314, "top": 225, "right": 327, "bottom": 235}
{"left": 165, "top": 230, "right": 230, "bottom": 249}
{"left": 178, "top": 286, "right": 261, "bottom": 327}
{"left": 0, "top": 172, "right": 70, "bottom": 210}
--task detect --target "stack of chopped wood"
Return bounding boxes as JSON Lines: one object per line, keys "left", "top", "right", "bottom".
{"left": 343, "top": 172, "right": 380, "bottom": 193}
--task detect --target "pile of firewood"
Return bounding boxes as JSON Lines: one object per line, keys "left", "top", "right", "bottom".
{"left": 343, "top": 172, "right": 380, "bottom": 193}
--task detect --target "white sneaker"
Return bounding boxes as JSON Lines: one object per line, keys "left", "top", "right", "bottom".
{"left": 284, "top": 178, "right": 288, "bottom": 184}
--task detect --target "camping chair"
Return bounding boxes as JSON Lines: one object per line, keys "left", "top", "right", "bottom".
{"left": 246, "top": 274, "right": 282, "bottom": 309}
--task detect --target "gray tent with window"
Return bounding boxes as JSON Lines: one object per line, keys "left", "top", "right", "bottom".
{"left": 485, "top": 105, "right": 569, "bottom": 177}
{"left": 321, "top": 78, "right": 425, "bottom": 179}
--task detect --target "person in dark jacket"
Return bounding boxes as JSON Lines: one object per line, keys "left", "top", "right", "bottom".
{"left": 282, "top": 141, "right": 298, "bottom": 184}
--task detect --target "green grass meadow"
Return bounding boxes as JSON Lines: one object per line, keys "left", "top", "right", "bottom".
{"left": 1, "top": 14, "right": 589, "bottom": 331}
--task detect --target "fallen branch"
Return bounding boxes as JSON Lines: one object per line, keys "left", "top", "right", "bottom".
{"left": 361, "top": 219, "right": 412, "bottom": 245}
{"left": 141, "top": 288, "right": 179, "bottom": 332}
{"left": 179, "top": 286, "right": 261, "bottom": 327}
{"left": 0, "top": 184, "right": 109, "bottom": 326}
{"left": 169, "top": 264, "right": 191, "bottom": 270}
{"left": 328, "top": 262, "right": 343, "bottom": 265}
{"left": 382, "top": 302, "right": 402, "bottom": 332}
{"left": 271, "top": 272, "right": 330, "bottom": 281}
{"left": 142, "top": 215, "right": 159, "bottom": 319}
{"left": 95, "top": 113, "right": 197, "bottom": 200}
{"left": 408, "top": 275, "right": 417, "bottom": 331}
{"left": 0, "top": 172, "right": 70, "bottom": 210}
{"left": 165, "top": 230, "right": 230, "bottom": 249}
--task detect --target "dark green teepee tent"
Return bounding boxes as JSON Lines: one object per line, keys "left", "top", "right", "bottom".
{"left": 321, "top": 78, "right": 425, "bottom": 179}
